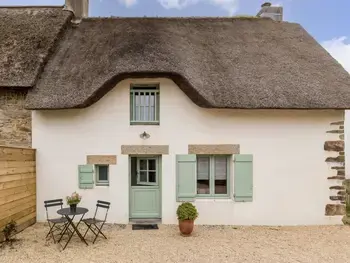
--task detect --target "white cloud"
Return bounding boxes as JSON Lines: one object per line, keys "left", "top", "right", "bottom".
{"left": 119, "top": 0, "right": 138, "bottom": 7}
{"left": 158, "top": 0, "right": 239, "bottom": 15}
{"left": 322, "top": 37, "right": 350, "bottom": 73}
{"left": 157, "top": 0, "right": 197, "bottom": 9}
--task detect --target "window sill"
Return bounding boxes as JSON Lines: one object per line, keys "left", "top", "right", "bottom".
{"left": 196, "top": 195, "right": 231, "bottom": 200}
{"left": 194, "top": 198, "right": 233, "bottom": 202}
{"left": 95, "top": 184, "right": 109, "bottom": 187}
{"left": 130, "top": 122, "right": 160, "bottom": 126}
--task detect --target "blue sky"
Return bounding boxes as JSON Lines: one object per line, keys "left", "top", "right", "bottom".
{"left": 2, "top": 0, "right": 350, "bottom": 72}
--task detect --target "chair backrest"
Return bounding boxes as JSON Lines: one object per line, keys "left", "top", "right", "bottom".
{"left": 44, "top": 199, "right": 63, "bottom": 219}
{"left": 93, "top": 200, "right": 111, "bottom": 222}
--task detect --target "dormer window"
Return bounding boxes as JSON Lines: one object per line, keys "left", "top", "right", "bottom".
{"left": 130, "top": 84, "right": 160, "bottom": 125}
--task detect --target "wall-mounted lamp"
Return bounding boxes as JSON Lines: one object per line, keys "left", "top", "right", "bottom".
{"left": 140, "top": 131, "right": 150, "bottom": 140}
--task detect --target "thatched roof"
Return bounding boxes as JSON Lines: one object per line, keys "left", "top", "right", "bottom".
{"left": 25, "top": 17, "right": 350, "bottom": 110}
{"left": 0, "top": 6, "right": 72, "bottom": 88}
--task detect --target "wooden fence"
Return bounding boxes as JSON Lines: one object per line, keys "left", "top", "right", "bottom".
{"left": 0, "top": 146, "right": 36, "bottom": 240}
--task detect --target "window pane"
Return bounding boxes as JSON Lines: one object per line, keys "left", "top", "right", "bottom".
{"left": 140, "top": 95, "right": 144, "bottom": 121}
{"left": 144, "top": 94, "right": 149, "bottom": 120}
{"left": 98, "top": 166, "right": 108, "bottom": 181}
{"left": 197, "top": 157, "right": 210, "bottom": 194}
{"left": 215, "top": 157, "right": 227, "bottom": 194}
{"left": 215, "top": 180, "right": 227, "bottom": 194}
{"left": 135, "top": 94, "right": 140, "bottom": 121}
{"left": 139, "top": 171, "right": 147, "bottom": 182}
{"left": 135, "top": 93, "right": 139, "bottom": 106}
{"left": 139, "top": 159, "right": 147, "bottom": 170}
{"left": 150, "top": 106, "right": 155, "bottom": 121}
{"left": 197, "top": 180, "right": 210, "bottom": 194}
{"left": 150, "top": 94, "right": 155, "bottom": 121}
{"left": 150, "top": 94, "right": 155, "bottom": 107}
{"left": 149, "top": 171, "right": 156, "bottom": 183}
{"left": 130, "top": 87, "right": 159, "bottom": 123}
{"left": 148, "top": 159, "right": 156, "bottom": 170}
{"left": 215, "top": 157, "right": 227, "bottom": 180}
{"left": 197, "top": 157, "right": 209, "bottom": 180}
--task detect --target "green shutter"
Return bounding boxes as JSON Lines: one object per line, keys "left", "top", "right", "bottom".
{"left": 234, "top": 154, "right": 253, "bottom": 202}
{"left": 176, "top": 154, "right": 196, "bottom": 202}
{"left": 78, "top": 164, "right": 94, "bottom": 189}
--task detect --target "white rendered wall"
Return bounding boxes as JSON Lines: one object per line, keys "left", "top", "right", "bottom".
{"left": 345, "top": 110, "right": 350, "bottom": 179}
{"left": 33, "top": 78, "right": 342, "bottom": 225}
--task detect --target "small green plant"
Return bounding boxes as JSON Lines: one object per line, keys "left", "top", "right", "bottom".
{"left": 2, "top": 220, "right": 17, "bottom": 242}
{"left": 176, "top": 202, "right": 198, "bottom": 221}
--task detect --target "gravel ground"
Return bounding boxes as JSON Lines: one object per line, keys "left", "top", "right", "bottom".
{"left": 1, "top": 223, "right": 350, "bottom": 263}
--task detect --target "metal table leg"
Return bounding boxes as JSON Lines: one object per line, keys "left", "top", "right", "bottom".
{"left": 57, "top": 216, "right": 72, "bottom": 243}
{"left": 59, "top": 213, "right": 88, "bottom": 250}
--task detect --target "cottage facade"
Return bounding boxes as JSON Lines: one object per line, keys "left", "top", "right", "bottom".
{"left": 33, "top": 78, "right": 344, "bottom": 225}
{"left": 2, "top": 4, "right": 350, "bottom": 225}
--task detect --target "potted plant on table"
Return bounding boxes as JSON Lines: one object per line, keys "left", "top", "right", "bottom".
{"left": 66, "top": 192, "right": 82, "bottom": 212}
{"left": 176, "top": 202, "right": 198, "bottom": 236}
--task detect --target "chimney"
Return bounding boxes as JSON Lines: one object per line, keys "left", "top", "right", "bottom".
{"left": 64, "top": 0, "right": 89, "bottom": 24}
{"left": 257, "top": 2, "right": 283, "bottom": 21}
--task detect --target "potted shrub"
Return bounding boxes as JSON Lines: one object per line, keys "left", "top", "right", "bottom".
{"left": 66, "top": 191, "right": 82, "bottom": 212}
{"left": 176, "top": 202, "right": 198, "bottom": 236}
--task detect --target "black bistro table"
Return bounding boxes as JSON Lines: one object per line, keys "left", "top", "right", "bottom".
{"left": 57, "top": 207, "right": 89, "bottom": 250}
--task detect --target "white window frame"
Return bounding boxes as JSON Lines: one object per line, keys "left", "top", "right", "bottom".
{"left": 136, "top": 157, "right": 158, "bottom": 186}
{"left": 130, "top": 84, "right": 160, "bottom": 125}
{"left": 95, "top": 165, "right": 109, "bottom": 186}
{"left": 196, "top": 155, "right": 230, "bottom": 198}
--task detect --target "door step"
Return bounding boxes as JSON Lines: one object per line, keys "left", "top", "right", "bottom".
{"left": 132, "top": 224, "right": 159, "bottom": 230}
{"left": 129, "top": 218, "right": 162, "bottom": 225}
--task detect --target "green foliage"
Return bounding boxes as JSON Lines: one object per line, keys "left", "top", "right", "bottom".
{"left": 66, "top": 191, "right": 82, "bottom": 205}
{"left": 2, "top": 220, "right": 17, "bottom": 242}
{"left": 346, "top": 199, "right": 350, "bottom": 215}
{"left": 176, "top": 202, "right": 198, "bottom": 221}
{"left": 347, "top": 206, "right": 350, "bottom": 215}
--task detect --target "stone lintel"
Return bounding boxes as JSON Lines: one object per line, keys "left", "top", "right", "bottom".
{"left": 325, "top": 204, "right": 345, "bottom": 216}
{"left": 188, "top": 144, "right": 240, "bottom": 155}
{"left": 87, "top": 155, "right": 117, "bottom": 165}
{"left": 330, "top": 121, "right": 344, "bottom": 126}
{"left": 326, "top": 130, "right": 344, "bottom": 134}
{"left": 324, "top": 141, "right": 344, "bottom": 152}
{"left": 330, "top": 185, "right": 345, "bottom": 190}
{"left": 121, "top": 145, "right": 169, "bottom": 155}
{"left": 325, "top": 156, "right": 345, "bottom": 163}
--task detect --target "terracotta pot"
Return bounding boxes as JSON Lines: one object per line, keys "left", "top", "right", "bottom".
{"left": 178, "top": 219, "right": 194, "bottom": 236}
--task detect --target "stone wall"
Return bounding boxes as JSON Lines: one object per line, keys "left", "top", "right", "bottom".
{"left": 325, "top": 119, "right": 345, "bottom": 216}
{"left": 0, "top": 89, "right": 31, "bottom": 148}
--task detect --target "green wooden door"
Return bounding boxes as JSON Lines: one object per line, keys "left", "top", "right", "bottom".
{"left": 130, "top": 157, "right": 161, "bottom": 219}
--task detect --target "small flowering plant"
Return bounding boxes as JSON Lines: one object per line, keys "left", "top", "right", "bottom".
{"left": 66, "top": 191, "right": 82, "bottom": 205}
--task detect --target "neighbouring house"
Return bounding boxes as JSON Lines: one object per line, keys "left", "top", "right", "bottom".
{"left": 2, "top": 1, "right": 350, "bottom": 226}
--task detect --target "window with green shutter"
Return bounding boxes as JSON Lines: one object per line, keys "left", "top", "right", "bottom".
{"left": 234, "top": 154, "right": 253, "bottom": 202}
{"left": 130, "top": 84, "right": 160, "bottom": 125}
{"left": 78, "top": 164, "right": 94, "bottom": 189}
{"left": 95, "top": 165, "right": 109, "bottom": 186}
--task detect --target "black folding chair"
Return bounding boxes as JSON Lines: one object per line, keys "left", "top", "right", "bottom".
{"left": 44, "top": 199, "right": 69, "bottom": 243}
{"left": 82, "top": 200, "right": 110, "bottom": 244}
